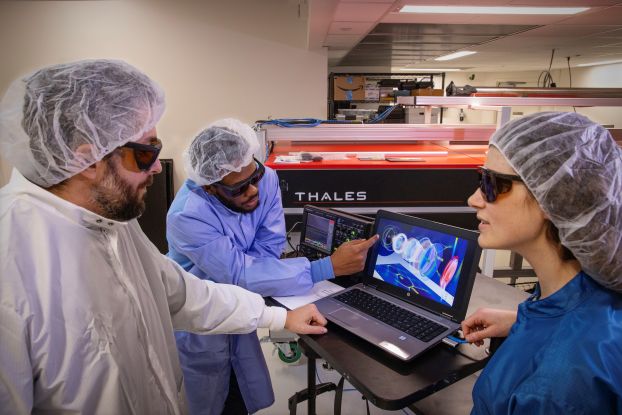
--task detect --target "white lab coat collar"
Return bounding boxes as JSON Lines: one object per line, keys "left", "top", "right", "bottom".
{"left": 7, "top": 168, "right": 129, "bottom": 231}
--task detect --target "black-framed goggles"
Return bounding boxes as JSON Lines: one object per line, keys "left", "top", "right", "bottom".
{"left": 212, "top": 158, "right": 265, "bottom": 198}
{"left": 120, "top": 138, "right": 162, "bottom": 171}
{"left": 478, "top": 166, "right": 524, "bottom": 203}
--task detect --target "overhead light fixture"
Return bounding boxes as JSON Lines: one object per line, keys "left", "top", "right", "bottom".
{"left": 576, "top": 59, "right": 622, "bottom": 67}
{"left": 399, "top": 68, "right": 461, "bottom": 72}
{"left": 435, "top": 51, "right": 476, "bottom": 61}
{"left": 399, "top": 6, "right": 588, "bottom": 15}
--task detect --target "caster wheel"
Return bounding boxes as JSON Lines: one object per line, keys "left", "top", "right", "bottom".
{"left": 278, "top": 342, "right": 302, "bottom": 364}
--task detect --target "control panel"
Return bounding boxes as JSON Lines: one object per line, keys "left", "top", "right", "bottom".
{"left": 299, "top": 205, "right": 374, "bottom": 260}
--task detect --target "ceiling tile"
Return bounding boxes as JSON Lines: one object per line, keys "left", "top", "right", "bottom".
{"left": 338, "top": 22, "right": 537, "bottom": 67}
{"left": 508, "top": 0, "right": 620, "bottom": 5}
{"left": 328, "top": 21, "right": 374, "bottom": 35}
{"left": 518, "top": 24, "right": 621, "bottom": 37}
{"left": 398, "top": 0, "right": 513, "bottom": 5}
{"left": 370, "top": 23, "right": 536, "bottom": 36}
{"left": 333, "top": 2, "right": 394, "bottom": 22}
{"left": 325, "top": 0, "right": 622, "bottom": 71}
{"left": 556, "top": 6, "right": 622, "bottom": 25}
{"left": 324, "top": 34, "right": 366, "bottom": 48}
{"left": 470, "top": 15, "right": 586, "bottom": 25}
{"left": 382, "top": 13, "right": 564, "bottom": 25}
{"left": 340, "top": 0, "right": 395, "bottom": 2}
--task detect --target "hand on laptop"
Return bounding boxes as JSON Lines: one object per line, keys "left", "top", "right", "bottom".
{"left": 285, "top": 304, "right": 328, "bottom": 335}
{"left": 461, "top": 308, "right": 517, "bottom": 346}
{"left": 330, "top": 235, "right": 379, "bottom": 277}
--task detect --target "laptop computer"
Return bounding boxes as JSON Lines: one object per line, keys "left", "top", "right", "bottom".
{"left": 314, "top": 210, "right": 482, "bottom": 361}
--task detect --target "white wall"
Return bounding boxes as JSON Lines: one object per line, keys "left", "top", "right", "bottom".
{"left": 0, "top": 0, "right": 327, "bottom": 188}
{"left": 567, "top": 62, "right": 622, "bottom": 127}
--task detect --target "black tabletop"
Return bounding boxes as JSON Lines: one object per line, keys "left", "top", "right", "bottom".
{"left": 282, "top": 273, "right": 528, "bottom": 410}
{"left": 299, "top": 323, "right": 487, "bottom": 410}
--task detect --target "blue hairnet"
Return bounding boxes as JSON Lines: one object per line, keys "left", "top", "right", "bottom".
{"left": 183, "top": 118, "right": 259, "bottom": 185}
{"left": 0, "top": 59, "right": 165, "bottom": 187}
{"left": 490, "top": 112, "right": 622, "bottom": 292}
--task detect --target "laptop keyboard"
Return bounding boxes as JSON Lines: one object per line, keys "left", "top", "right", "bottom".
{"left": 333, "top": 289, "right": 448, "bottom": 342}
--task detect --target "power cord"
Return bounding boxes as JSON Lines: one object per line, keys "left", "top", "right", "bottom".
{"left": 286, "top": 221, "right": 301, "bottom": 254}
{"left": 316, "top": 363, "right": 356, "bottom": 392}
{"left": 443, "top": 332, "right": 487, "bottom": 362}
{"left": 316, "top": 362, "right": 412, "bottom": 414}
{"left": 364, "top": 395, "right": 371, "bottom": 415}
{"left": 367, "top": 104, "right": 401, "bottom": 124}
{"left": 537, "top": 49, "right": 557, "bottom": 88}
{"left": 567, "top": 56, "right": 577, "bottom": 113}
{"left": 255, "top": 104, "right": 402, "bottom": 128}
{"left": 446, "top": 334, "right": 468, "bottom": 344}
{"left": 263, "top": 140, "right": 275, "bottom": 161}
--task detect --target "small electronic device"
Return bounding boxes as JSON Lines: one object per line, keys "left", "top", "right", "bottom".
{"left": 300, "top": 152, "right": 323, "bottom": 162}
{"left": 298, "top": 205, "right": 374, "bottom": 260}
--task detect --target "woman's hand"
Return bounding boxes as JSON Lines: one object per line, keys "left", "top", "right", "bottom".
{"left": 461, "top": 308, "right": 517, "bottom": 346}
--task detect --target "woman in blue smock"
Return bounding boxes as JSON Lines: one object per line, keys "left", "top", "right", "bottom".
{"left": 462, "top": 112, "right": 622, "bottom": 414}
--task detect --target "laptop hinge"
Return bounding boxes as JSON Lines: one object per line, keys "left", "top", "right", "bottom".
{"left": 441, "top": 311, "right": 457, "bottom": 322}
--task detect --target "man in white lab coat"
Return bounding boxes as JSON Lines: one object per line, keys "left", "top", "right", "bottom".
{"left": 0, "top": 59, "right": 327, "bottom": 414}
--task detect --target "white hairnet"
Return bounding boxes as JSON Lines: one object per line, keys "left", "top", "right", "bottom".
{"left": 0, "top": 59, "right": 165, "bottom": 187}
{"left": 490, "top": 112, "right": 622, "bottom": 292}
{"left": 183, "top": 118, "right": 259, "bottom": 185}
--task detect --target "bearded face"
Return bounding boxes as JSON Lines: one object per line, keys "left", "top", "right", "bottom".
{"left": 90, "top": 155, "right": 153, "bottom": 221}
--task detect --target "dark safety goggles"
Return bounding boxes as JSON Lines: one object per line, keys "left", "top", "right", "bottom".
{"left": 120, "top": 138, "right": 162, "bottom": 172}
{"left": 213, "top": 158, "right": 265, "bottom": 198}
{"left": 478, "top": 166, "right": 524, "bottom": 203}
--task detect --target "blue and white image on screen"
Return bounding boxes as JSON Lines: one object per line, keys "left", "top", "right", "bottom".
{"left": 372, "top": 218, "right": 469, "bottom": 307}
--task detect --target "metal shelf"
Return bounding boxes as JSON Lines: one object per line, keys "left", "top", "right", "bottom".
{"left": 262, "top": 123, "right": 496, "bottom": 142}
{"left": 328, "top": 72, "right": 446, "bottom": 122}
{"left": 332, "top": 100, "right": 396, "bottom": 104}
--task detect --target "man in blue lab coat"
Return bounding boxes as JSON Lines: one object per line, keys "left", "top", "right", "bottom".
{"left": 167, "top": 118, "right": 377, "bottom": 415}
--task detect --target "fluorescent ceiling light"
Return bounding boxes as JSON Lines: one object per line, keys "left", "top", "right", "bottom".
{"left": 399, "top": 6, "right": 588, "bottom": 15}
{"left": 399, "top": 68, "right": 461, "bottom": 72}
{"left": 435, "top": 51, "right": 476, "bottom": 61}
{"left": 576, "top": 59, "right": 622, "bottom": 67}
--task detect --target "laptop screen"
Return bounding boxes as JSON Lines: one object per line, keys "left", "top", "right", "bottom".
{"left": 364, "top": 210, "right": 481, "bottom": 321}
{"left": 372, "top": 216, "right": 470, "bottom": 307}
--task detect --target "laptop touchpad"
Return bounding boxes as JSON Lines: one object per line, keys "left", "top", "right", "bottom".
{"left": 330, "top": 308, "right": 368, "bottom": 328}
